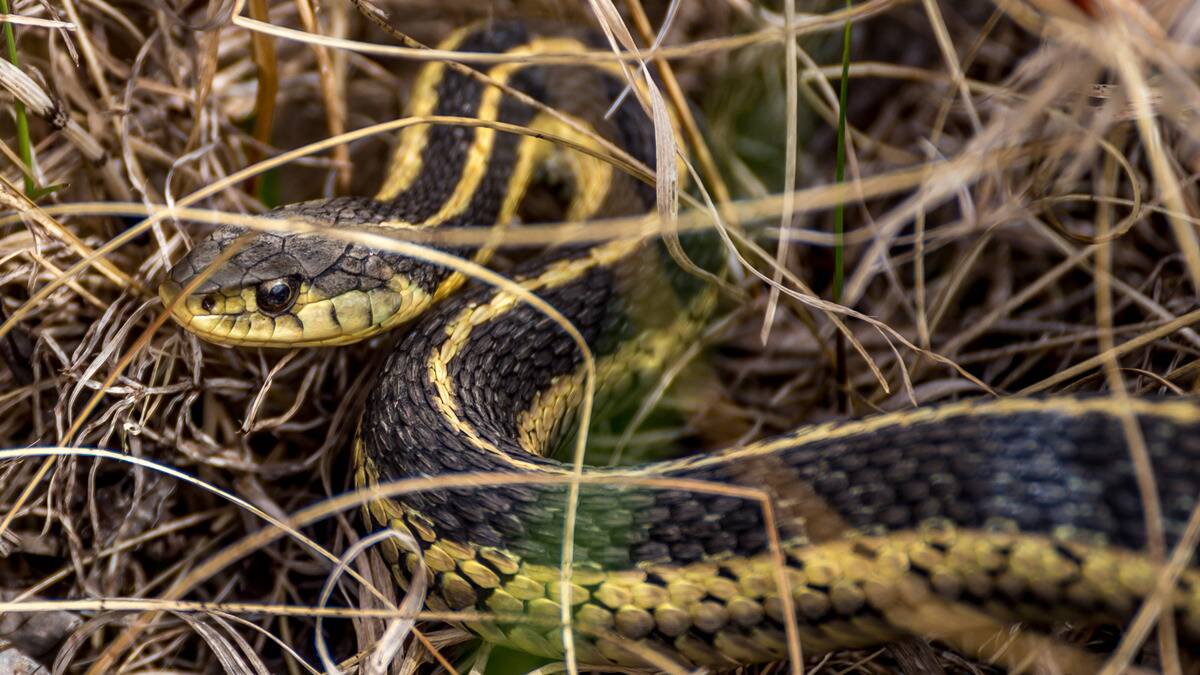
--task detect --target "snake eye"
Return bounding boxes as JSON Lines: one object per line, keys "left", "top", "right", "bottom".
{"left": 256, "top": 277, "right": 299, "bottom": 316}
{"left": 200, "top": 295, "right": 217, "bottom": 313}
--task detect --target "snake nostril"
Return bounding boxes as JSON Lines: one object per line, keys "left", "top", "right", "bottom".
{"left": 201, "top": 295, "right": 216, "bottom": 313}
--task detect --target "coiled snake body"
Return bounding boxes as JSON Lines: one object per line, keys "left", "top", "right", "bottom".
{"left": 161, "top": 21, "right": 1200, "bottom": 672}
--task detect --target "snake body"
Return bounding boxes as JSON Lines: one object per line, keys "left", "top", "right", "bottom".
{"left": 160, "top": 21, "right": 1200, "bottom": 671}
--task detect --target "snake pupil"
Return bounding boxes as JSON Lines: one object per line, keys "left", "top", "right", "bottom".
{"left": 200, "top": 295, "right": 216, "bottom": 313}
{"left": 256, "top": 278, "right": 297, "bottom": 316}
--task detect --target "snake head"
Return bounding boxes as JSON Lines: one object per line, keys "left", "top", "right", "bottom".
{"left": 159, "top": 209, "right": 434, "bottom": 347}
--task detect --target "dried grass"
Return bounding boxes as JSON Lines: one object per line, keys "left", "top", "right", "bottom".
{"left": 1, "top": 0, "right": 1199, "bottom": 673}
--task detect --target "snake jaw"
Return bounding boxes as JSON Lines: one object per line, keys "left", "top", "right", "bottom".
{"left": 158, "top": 277, "right": 279, "bottom": 347}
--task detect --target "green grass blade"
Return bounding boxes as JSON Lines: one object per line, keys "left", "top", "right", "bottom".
{"left": 833, "top": 0, "right": 852, "bottom": 410}
{"left": 0, "top": 0, "right": 35, "bottom": 196}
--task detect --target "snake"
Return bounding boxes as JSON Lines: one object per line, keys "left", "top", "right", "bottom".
{"left": 157, "top": 20, "right": 1200, "bottom": 672}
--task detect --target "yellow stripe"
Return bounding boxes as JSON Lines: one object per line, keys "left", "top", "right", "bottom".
{"left": 427, "top": 112, "right": 553, "bottom": 305}
{"left": 426, "top": 237, "right": 645, "bottom": 470}
{"left": 515, "top": 289, "right": 714, "bottom": 456}
{"left": 652, "top": 396, "right": 1200, "bottom": 475}
{"left": 426, "top": 108, "right": 618, "bottom": 304}
{"left": 416, "top": 38, "right": 594, "bottom": 227}
{"left": 540, "top": 115, "right": 615, "bottom": 223}
{"left": 374, "top": 27, "right": 473, "bottom": 201}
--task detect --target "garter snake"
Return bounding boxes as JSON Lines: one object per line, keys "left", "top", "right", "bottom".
{"left": 159, "top": 20, "right": 1200, "bottom": 672}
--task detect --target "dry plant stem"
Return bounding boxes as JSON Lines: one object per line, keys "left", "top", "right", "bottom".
{"left": 0, "top": 176, "right": 140, "bottom": 292}
{"left": 0, "top": 184, "right": 1010, "bottom": 250}
{"left": 1008, "top": 213, "right": 1200, "bottom": 350}
{"left": 761, "top": 0, "right": 798, "bottom": 346}
{"left": 1105, "top": 24, "right": 1200, "bottom": 296}
{"left": 211, "top": 610, "right": 321, "bottom": 675}
{"left": 185, "top": 27, "right": 220, "bottom": 153}
{"left": 912, "top": 7, "right": 1004, "bottom": 348}
{"left": 919, "top": 0, "right": 982, "bottom": 133}
{"left": 23, "top": 249, "right": 105, "bottom": 308}
{"left": 246, "top": 0, "right": 277, "bottom": 191}
{"left": 1093, "top": 127, "right": 1179, "bottom": 674}
{"left": 1016, "top": 307, "right": 1200, "bottom": 394}
{"left": 564, "top": 6, "right": 671, "bottom": 673}
{"left": 291, "top": 0, "right": 349, "bottom": 192}
{"left": 622, "top": 0, "right": 738, "bottom": 220}
{"left": 620, "top": 0, "right": 745, "bottom": 297}
{"left": 774, "top": 19, "right": 866, "bottom": 399}
{"left": 313, "top": 530, "right": 427, "bottom": 673}
{"left": 57, "top": 0, "right": 110, "bottom": 124}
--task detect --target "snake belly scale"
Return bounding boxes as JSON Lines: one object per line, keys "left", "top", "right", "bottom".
{"left": 160, "top": 20, "right": 1200, "bottom": 672}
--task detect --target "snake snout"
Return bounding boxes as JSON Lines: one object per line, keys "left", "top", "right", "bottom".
{"left": 158, "top": 280, "right": 180, "bottom": 307}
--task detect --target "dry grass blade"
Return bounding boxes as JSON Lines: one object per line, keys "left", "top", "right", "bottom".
{"left": 245, "top": 0, "right": 278, "bottom": 185}
{"left": 760, "top": 0, "right": 800, "bottom": 347}
{"left": 314, "top": 530, "right": 428, "bottom": 674}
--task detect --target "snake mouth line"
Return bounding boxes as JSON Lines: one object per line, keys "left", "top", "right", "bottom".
{"left": 157, "top": 280, "right": 280, "bottom": 348}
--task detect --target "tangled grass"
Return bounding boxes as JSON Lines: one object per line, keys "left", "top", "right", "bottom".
{"left": 1, "top": 0, "right": 1199, "bottom": 672}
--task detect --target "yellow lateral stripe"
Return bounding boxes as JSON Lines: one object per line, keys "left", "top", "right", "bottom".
{"left": 495, "top": 112, "right": 557, "bottom": 226}
{"left": 428, "top": 111, "right": 616, "bottom": 304}
{"left": 427, "top": 111, "right": 557, "bottom": 305}
{"left": 515, "top": 290, "right": 715, "bottom": 456}
{"left": 652, "top": 396, "right": 1200, "bottom": 475}
{"left": 426, "top": 238, "right": 645, "bottom": 470}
